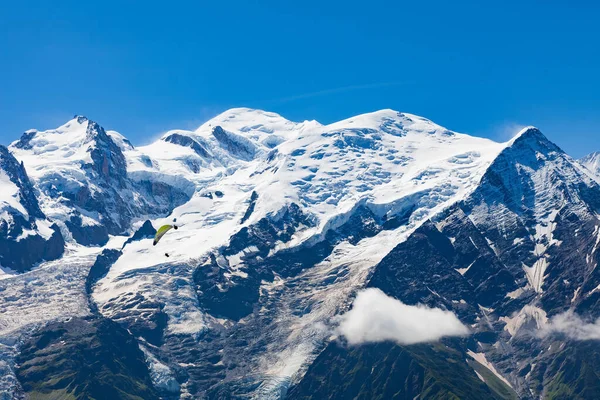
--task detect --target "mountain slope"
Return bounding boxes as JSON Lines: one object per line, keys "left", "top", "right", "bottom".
{"left": 288, "top": 341, "right": 518, "bottom": 400}
{"left": 2, "top": 109, "right": 600, "bottom": 399}
{"left": 581, "top": 151, "right": 600, "bottom": 178}
{"left": 15, "top": 316, "right": 160, "bottom": 400}
{"left": 0, "top": 145, "right": 64, "bottom": 274}
{"left": 290, "top": 127, "right": 600, "bottom": 398}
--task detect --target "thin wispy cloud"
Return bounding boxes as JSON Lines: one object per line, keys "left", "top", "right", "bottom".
{"left": 140, "top": 106, "right": 229, "bottom": 146}
{"left": 490, "top": 122, "right": 528, "bottom": 142}
{"left": 264, "top": 81, "right": 412, "bottom": 105}
{"left": 540, "top": 311, "right": 600, "bottom": 341}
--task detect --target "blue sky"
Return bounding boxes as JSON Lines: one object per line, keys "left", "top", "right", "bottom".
{"left": 1, "top": 0, "right": 599, "bottom": 157}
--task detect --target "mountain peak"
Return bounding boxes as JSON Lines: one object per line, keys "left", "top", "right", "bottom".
{"left": 213, "top": 107, "right": 288, "bottom": 121}
{"left": 581, "top": 151, "right": 600, "bottom": 175}
{"left": 11, "top": 116, "right": 121, "bottom": 155}
{"left": 201, "top": 107, "right": 291, "bottom": 126}
{"left": 326, "top": 109, "right": 455, "bottom": 138}
{"left": 505, "top": 126, "right": 562, "bottom": 154}
{"left": 74, "top": 115, "right": 89, "bottom": 124}
{"left": 581, "top": 151, "right": 600, "bottom": 163}
{"left": 84, "top": 119, "right": 108, "bottom": 141}
{"left": 510, "top": 126, "right": 543, "bottom": 140}
{"left": 195, "top": 107, "right": 300, "bottom": 137}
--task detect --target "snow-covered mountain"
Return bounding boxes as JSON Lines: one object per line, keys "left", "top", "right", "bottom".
{"left": 581, "top": 151, "right": 600, "bottom": 177}
{"left": 1, "top": 108, "right": 600, "bottom": 399}
{"left": 10, "top": 116, "right": 191, "bottom": 245}
{"left": 296, "top": 127, "right": 600, "bottom": 398}
{"left": 0, "top": 145, "right": 64, "bottom": 274}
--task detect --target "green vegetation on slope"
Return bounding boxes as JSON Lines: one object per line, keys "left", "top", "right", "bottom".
{"left": 537, "top": 341, "right": 600, "bottom": 399}
{"left": 287, "top": 341, "right": 518, "bottom": 400}
{"left": 15, "top": 316, "right": 159, "bottom": 400}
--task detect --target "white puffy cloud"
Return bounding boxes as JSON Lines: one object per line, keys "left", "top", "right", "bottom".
{"left": 541, "top": 311, "right": 600, "bottom": 341}
{"left": 336, "top": 288, "right": 469, "bottom": 345}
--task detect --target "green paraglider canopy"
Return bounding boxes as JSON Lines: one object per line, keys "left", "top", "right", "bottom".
{"left": 153, "top": 224, "right": 177, "bottom": 246}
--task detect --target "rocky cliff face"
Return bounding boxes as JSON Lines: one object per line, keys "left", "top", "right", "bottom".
{"left": 0, "top": 145, "right": 64, "bottom": 273}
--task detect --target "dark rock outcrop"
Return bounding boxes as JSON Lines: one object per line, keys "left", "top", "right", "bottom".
{"left": 163, "top": 133, "right": 210, "bottom": 158}
{"left": 122, "top": 220, "right": 157, "bottom": 248}
{"left": 0, "top": 145, "right": 64, "bottom": 272}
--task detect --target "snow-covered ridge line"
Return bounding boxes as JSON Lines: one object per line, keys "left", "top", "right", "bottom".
{"left": 4, "top": 107, "right": 547, "bottom": 257}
